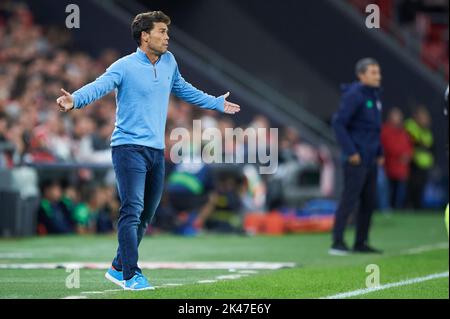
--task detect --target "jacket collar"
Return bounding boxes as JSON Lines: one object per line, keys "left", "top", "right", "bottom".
{"left": 136, "top": 47, "right": 163, "bottom": 65}
{"left": 359, "top": 82, "right": 383, "bottom": 95}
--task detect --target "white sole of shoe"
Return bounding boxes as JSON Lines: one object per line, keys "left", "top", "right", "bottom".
{"left": 328, "top": 249, "right": 350, "bottom": 256}
{"left": 105, "top": 272, "right": 125, "bottom": 288}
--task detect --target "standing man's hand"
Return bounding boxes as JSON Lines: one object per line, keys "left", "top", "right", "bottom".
{"left": 56, "top": 88, "right": 74, "bottom": 112}
{"left": 348, "top": 153, "right": 361, "bottom": 165}
{"left": 223, "top": 92, "right": 240, "bottom": 114}
{"left": 377, "top": 156, "right": 385, "bottom": 166}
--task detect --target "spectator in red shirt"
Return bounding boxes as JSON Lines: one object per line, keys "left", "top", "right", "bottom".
{"left": 381, "top": 107, "right": 413, "bottom": 208}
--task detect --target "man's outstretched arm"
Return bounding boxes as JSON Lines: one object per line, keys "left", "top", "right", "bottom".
{"left": 56, "top": 61, "right": 123, "bottom": 112}
{"left": 171, "top": 64, "right": 240, "bottom": 115}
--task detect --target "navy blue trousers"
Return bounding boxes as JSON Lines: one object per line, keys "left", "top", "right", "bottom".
{"left": 111, "top": 144, "right": 165, "bottom": 280}
{"left": 332, "top": 163, "right": 377, "bottom": 247}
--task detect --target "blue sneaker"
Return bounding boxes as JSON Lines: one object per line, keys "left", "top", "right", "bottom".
{"left": 124, "top": 272, "right": 155, "bottom": 291}
{"left": 104, "top": 266, "right": 124, "bottom": 288}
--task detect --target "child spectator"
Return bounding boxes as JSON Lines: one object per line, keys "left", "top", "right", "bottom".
{"left": 37, "top": 179, "right": 74, "bottom": 234}
{"left": 72, "top": 185, "right": 114, "bottom": 234}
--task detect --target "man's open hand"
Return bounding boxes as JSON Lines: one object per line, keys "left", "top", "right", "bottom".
{"left": 223, "top": 92, "right": 240, "bottom": 115}
{"left": 348, "top": 153, "right": 362, "bottom": 166}
{"left": 56, "top": 88, "right": 74, "bottom": 112}
{"left": 377, "top": 156, "right": 385, "bottom": 166}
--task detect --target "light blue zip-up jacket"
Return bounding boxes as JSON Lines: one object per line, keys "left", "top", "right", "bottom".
{"left": 72, "top": 47, "right": 225, "bottom": 149}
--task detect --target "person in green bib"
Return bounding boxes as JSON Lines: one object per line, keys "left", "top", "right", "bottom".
{"left": 405, "top": 106, "right": 434, "bottom": 210}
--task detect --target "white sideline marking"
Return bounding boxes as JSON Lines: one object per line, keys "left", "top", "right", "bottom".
{"left": 0, "top": 253, "right": 34, "bottom": 259}
{"left": 237, "top": 270, "right": 258, "bottom": 274}
{"left": 322, "top": 271, "right": 449, "bottom": 299}
{"left": 81, "top": 289, "right": 122, "bottom": 294}
{"left": 161, "top": 283, "right": 183, "bottom": 287}
{"left": 401, "top": 242, "right": 448, "bottom": 255}
{"left": 216, "top": 274, "right": 248, "bottom": 280}
{"left": 78, "top": 278, "right": 222, "bottom": 296}
{"left": 0, "top": 261, "right": 296, "bottom": 270}
{"left": 62, "top": 295, "right": 87, "bottom": 299}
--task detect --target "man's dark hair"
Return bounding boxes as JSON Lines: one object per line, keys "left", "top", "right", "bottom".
{"left": 39, "top": 179, "right": 61, "bottom": 195}
{"left": 355, "top": 57, "right": 379, "bottom": 76}
{"left": 131, "top": 11, "right": 171, "bottom": 46}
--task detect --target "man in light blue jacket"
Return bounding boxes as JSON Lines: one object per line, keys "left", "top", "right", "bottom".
{"left": 56, "top": 11, "right": 240, "bottom": 290}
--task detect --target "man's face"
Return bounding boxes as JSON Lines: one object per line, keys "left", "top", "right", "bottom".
{"left": 388, "top": 109, "right": 403, "bottom": 127}
{"left": 142, "top": 22, "right": 169, "bottom": 56}
{"left": 358, "top": 64, "right": 382, "bottom": 88}
{"left": 45, "top": 184, "right": 62, "bottom": 202}
{"left": 416, "top": 109, "right": 431, "bottom": 128}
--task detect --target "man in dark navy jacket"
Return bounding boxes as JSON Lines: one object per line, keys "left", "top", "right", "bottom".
{"left": 330, "top": 58, "right": 384, "bottom": 255}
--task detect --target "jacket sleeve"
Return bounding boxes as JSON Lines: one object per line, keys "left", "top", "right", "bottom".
{"left": 72, "top": 60, "right": 123, "bottom": 109}
{"left": 171, "top": 62, "right": 224, "bottom": 112}
{"left": 332, "top": 91, "right": 361, "bottom": 157}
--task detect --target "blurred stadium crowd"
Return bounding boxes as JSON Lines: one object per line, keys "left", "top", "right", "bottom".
{"left": 0, "top": 1, "right": 444, "bottom": 237}
{"left": 0, "top": 1, "right": 335, "bottom": 236}
{"left": 349, "top": 0, "right": 449, "bottom": 79}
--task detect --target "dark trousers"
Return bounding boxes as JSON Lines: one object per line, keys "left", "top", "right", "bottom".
{"left": 332, "top": 163, "right": 377, "bottom": 247}
{"left": 406, "top": 163, "right": 429, "bottom": 210}
{"left": 111, "top": 144, "right": 165, "bottom": 280}
{"left": 389, "top": 179, "right": 407, "bottom": 209}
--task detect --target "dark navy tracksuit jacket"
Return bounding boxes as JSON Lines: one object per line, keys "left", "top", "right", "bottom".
{"left": 331, "top": 81, "right": 384, "bottom": 245}
{"left": 332, "top": 82, "right": 383, "bottom": 165}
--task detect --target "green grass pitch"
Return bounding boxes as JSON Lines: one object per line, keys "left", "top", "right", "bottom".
{"left": 0, "top": 212, "right": 448, "bottom": 299}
